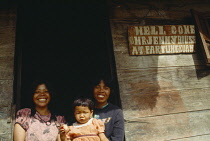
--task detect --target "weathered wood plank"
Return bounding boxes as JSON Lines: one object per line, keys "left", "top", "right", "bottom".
{"left": 114, "top": 52, "right": 204, "bottom": 68}
{"left": 166, "top": 134, "right": 210, "bottom": 141}
{"left": 0, "top": 80, "right": 13, "bottom": 106}
{"left": 0, "top": 48, "right": 14, "bottom": 57}
{"left": 122, "top": 88, "right": 210, "bottom": 118}
{"left": 108, "top": 1, "right": 210, "bottom": 20}
{"left": 0, "top": 57, "right": 14, "bottom": 79}
{"left": 124, "top": 110, "right": 210, "bottom": 141}
{"left": 0, "top": 10, "right": 16, "bottom": 47}
{"left": 117, "top": 66, "right": 210, "bottom": 91}
{"left": 0, "top": 9, "right": 16, "bottom": 80}
{"left": 117, "top": 67, "right": 210, "bottom": 118}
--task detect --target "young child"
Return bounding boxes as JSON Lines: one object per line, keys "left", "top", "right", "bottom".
{"left": 59, "top": 98, "right": 108, "bottom": 141}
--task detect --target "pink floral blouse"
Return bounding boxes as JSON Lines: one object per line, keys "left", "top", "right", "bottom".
{"left": 15, "top": 108, "right": 65, "bottom": 141}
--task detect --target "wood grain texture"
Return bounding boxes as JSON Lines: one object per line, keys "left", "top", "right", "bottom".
{"left": 114, "top": 53, "right": 204, "bottom": 69}
{"left": 108, "top": 0, "right": 210, "bottom": 20}
{"left": 122, "top": 88, "right": 210, "bottom": 119}
{"left": 0, "top": 10, "right": 16, "bottom": 80}
{"left": 108, "top": 0, "right": 210, "bottom": 140}
{"left": 0, "top": 7, "right": 16, "bottom": 141}
{"left": 124, "top": 110, "right": 210, "bottom": 141}
{"left": 0, "top": 80, "right": 13, "bottom": 106}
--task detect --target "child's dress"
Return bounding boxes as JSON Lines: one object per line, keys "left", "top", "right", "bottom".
{"left": 66, "top": 118, "right": 105, "bottom": 141}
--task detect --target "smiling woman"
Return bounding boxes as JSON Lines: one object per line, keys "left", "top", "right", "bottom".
{"left": 13, "top": 79, "right": 66, "bottom": 141}
{"left": 91, "top": 77, "right": 125, "bottom": 141}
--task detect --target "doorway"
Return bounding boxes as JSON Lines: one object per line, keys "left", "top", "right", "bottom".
{"left": 14, "top": 0, "right": 121, "bottom": 123}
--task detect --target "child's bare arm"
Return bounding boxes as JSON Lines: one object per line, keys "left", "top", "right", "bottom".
{"left": 98, "top": 133, "right": 109, "bottom": 141}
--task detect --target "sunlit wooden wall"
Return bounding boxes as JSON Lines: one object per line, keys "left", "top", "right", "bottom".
{"left": 107, "top": 0, "right": 210, "bottom": 140}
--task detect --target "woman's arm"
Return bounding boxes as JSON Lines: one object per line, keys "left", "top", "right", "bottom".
{"left": 110, "top": 110, "right": 125, "bottom": 141}
{"left": 13, "top": 123, "right": 26, "bottom": 141}
{"left": 99, "top": 133, "right": 109, "bottom": 141}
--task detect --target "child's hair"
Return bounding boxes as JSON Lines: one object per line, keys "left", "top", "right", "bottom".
{"left": 73, "top": 98, "right": 94, "bottom": 111}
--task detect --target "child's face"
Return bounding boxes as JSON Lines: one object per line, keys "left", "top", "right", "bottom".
{"left": 74, "top": 106, "right": 93, "bottom": 124}
{"left": 93, "top": 80, "right": 110, "bottom": 105}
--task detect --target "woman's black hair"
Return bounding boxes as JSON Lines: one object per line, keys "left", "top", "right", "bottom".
{"left": 30, "top": 79, "right": 57, "bottom": 121}
{"left": 73, "top": 98, "right": 94, "bottom": 112}
{"left": 91, "top": 76, "right": 113, "bottom": 90}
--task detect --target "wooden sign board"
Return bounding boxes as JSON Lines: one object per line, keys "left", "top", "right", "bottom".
{"left": 128, "top": 25, "right": 196, "bottom": 55}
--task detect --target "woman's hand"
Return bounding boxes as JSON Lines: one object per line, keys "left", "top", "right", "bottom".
{"left": 13, "top": 123, "right": 26, "bottom": 141}
{"left": 60, "top": 124, "right": 69, "bottom": 133}
{"left": 59, "top": 124, "right": 69, "bottom": 141}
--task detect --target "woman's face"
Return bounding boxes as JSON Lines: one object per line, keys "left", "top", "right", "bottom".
{"left": 93, "top": 80, "right": 110, "bottom": 105}
{"left": 33, "top": 84, "right": 51, "bottom": 109}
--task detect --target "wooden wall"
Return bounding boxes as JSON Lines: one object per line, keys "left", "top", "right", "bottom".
{"left": 0, "top": 4, "right": 16, "bottom": 140}
{"left": 107, "top": 0, "right": 210, "bottom": 140}
{"left": 1, "top": 0, "right": 210, "bottom": 140}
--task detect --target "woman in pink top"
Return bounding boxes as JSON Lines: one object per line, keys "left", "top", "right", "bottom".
{"left": 13, "top": 79, "right": 66, "bottom": 141}
{"left": 59, "top": 98, "right": 108, "bottom": 141}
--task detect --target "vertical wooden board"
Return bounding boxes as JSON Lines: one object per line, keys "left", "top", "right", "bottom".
{"left": 0, "top": 57, "right": 14, "bottom": 79}
{"left": 0, "top": 80, "right": 13, "bottom": 106}
{"left": 110, "top": 22, "right": 130, "bottom": 52}
{"left": 0, "top": 27, "right": 16, "bottom": 47}
{"left": 0, "top": 48, "right": 14, "bottom": 57}
{"left": 124, "top": 111, "right": 210, "bottom": 141}
{"left": 0, "top": 10, "right": 16, "bottom": 79}
{"left": 0, "top": 10, "right": 16, "bottom": 47}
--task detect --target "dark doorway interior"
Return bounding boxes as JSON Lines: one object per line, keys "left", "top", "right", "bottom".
{"left": 14, "top": 0, "right": 121, "bottom": 122}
